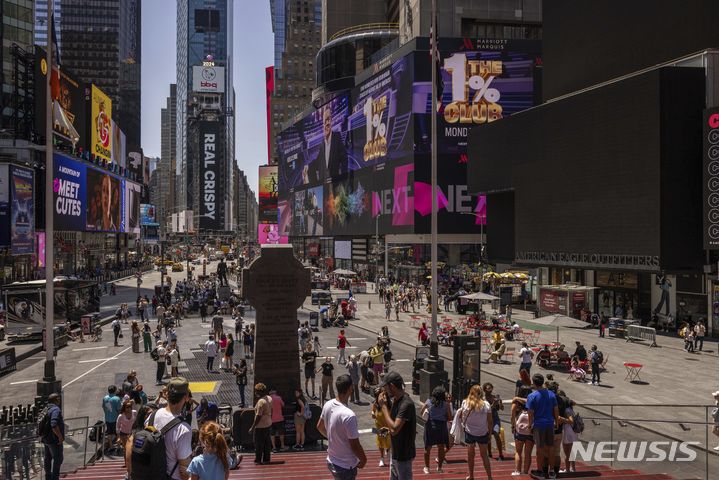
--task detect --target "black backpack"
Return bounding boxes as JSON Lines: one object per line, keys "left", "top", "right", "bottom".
{"left": 150, "top": 347, "right": 160, "bottom": 361}
{"left": 594, "top": 351, "right": 604, "bottom": 364}
{"left": 131, "top": 411, "right": 184, "bottom": 479}
{"left": 37, "top": 405, "right": 53, "bottom": 437}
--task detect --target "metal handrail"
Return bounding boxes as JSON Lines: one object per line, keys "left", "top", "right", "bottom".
{"left": 329, "top": 22, "right": 399, "bottom": 41}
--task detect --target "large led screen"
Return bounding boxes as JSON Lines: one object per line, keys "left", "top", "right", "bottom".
{"left": 10, "top": 165, "right": 34, "bottom": 255}
{"left": 124, "top": 180, "right": 141, "bottom": 234}
{"left": 53, "top": 154, "right": 87, "bottom": 231}
{"left": 86, "top": 168, "right": 122, "bottom": 232}
{"left": 259, "top": 165, "right": 279, "bottom": 224}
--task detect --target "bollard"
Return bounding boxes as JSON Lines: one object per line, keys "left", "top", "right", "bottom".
{"left": 369, "top": 300, "right": 372, "bottom": 310}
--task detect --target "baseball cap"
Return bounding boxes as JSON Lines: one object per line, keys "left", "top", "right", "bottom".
{"left": 167, "top": 377, "right": 190, "bottom": 397}
{"left": 378, "top": 371, "right": 405, "bottom": 389}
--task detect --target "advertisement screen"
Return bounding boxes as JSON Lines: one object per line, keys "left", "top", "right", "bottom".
{"left": 140, "top": 204, "right": 159, "bottom": 226}
{"left": 335, "top": 240, "right": 352, "bottom": 260}
{"left": 91, "top": 85, "right": 112, "bottom": 162}
{"left": 258, "top": 165, "right": 278, "bottom": 224}
{"left": 111, "top": 120, "right": 127, "bottom": 168}
{"left": 348, "top": 54, "right": 414, "bottom": 170}
{"left": 10, "top": 166, "right": 34, "bottom": 255}
{"left": 53, "top": 154, "right": 87, "bottom": 231}
{"left": 293, "top": 186, "right": 324, "bottom": 236}
{"left": 704, "top": 107, "right": 719, "bottom": 249}
{"left": 258, "top": 223, "right": 288, "bottom": 244}
{"left": 124, "top": 180, "right": 141, "bottom": 234}
{"left": 324, "top": 169, "right": 372, "bottom": 236}
{"left": 37, "top": 232, "right": 46, "bottom": 268}
{"left": 277, "top": 94, "right": 350, "bottom": 191}
{"left": 192, "top": 65, "right": 225, "bottom": 93}
{"left": 0, "top": 164, "right": 9, "bottom": 247}
{"left": 278, "top": 196, "right": 291, "bottom": 237}
{"left": 86, "top": 168, "right": 121, "bottom": 232}
{"left": 199, "top": 121, "right": 223, "bottom": 230}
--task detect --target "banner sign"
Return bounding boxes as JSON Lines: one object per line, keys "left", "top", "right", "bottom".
{"left": 53, "top": 154, "right": 86, "bottom": 230}
{"left": 140, "top": 204, "right": 159, "bottom": 226}
{"left": 10, "top": 165, "right": 34, "bottom": 255}
{"left": 703, "top": 107, "right": 719, "bottom": 249}
{"left": 0, "top": 164, "right": 9, "bottom": 247}
{"left": 192, "top": 65, "right": 225, "bottom": 93}
{"left": 258, "top": 223, "right": 288, "bottom": 244}
{"left": 91, "top": 85, "right": 112, "bottom": 162}
{"left": 199, "top": 121, "right": 223, "bottom": 230}
{"left": 259, "top": 165, "right": 278, "bottom": 224}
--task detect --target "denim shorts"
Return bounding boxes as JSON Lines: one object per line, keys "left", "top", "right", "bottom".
{"left": 327, "top": 461, "right": 358, "bottom": 480}
{"left": 514, "top": 433, "right": 533, "bottom": 442}
{"left": 464, "top": 431, "right": 490, "bottom": 445}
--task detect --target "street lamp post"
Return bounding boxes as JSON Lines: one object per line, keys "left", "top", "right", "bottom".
{"left": 462, "top": 212, "right": 487, "bottom": 292}
{"left": 37, "top": 0, "right": 61, "bottom": 399}
{"left": 429, "top": 0, "right": 439, "bottom": 359}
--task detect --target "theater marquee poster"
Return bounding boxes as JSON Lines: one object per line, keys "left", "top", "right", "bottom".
{"left": 91, "top": 85, "right": 113, "bottom": 162}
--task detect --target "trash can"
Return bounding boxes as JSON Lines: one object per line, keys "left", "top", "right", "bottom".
{"left": 81, "top": 313, "right": 99, "bottom": 335}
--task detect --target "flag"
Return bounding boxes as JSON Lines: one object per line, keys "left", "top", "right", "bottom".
{"left": 50, "top": 13, "right": 61, "bottom": 101}
{"left": 429, "top": 17, "right": 444, "bottom": 112}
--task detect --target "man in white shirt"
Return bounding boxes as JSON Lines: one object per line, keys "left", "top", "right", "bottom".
{"left": 317, "top": 374, "right": 366, "bottom": 479}
{"left": 519, "top": 342, "right": 534, "bottom": 374}
{"left": 155, "top": 341, "right": 167, "bottom": 385}
{"left": 126, "top": 377, "right": 192, "bottom": 480}
{"left": 204, "top": 335, "right": 218, "bottom": 372}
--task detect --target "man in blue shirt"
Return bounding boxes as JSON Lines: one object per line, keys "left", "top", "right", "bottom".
{"left": 42, "top": 393, "right": 64, "bottom": 480}
{"left": 196, "top": 398, "right": 219, "bottom": 428}
{"left": 102, "top": 385, "right": 122, "bottom": 451}
{"left": 526, "top": 374, "right": 559, "bottom": 479}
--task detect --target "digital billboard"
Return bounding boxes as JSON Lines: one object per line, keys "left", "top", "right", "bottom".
{"left": 86, "top": 168, "right": 121, "bottom": 232}
{"left": 124, "top": 180, "right": 141, "bottom": 234}
{"left": 199, "top": 121, "right": 223, "bottom": 230}
{"left": 140, "top": 204, "right": 159, "bottom": 226}
{"left": 192, "top": 65, "right": 225, "bottom": 93}
{"left": 293, "top": 186, "right": 324, "bottom": 236}
{"left": 0, "top": 164, "right": 9, "bottom": 247}
{"left": 111, "top": 120, "right": 127, "bottom": 168}
{"left": 53, "top": 154, "right": 87, "bottom": 231}
{"left": 37, "top": 232, "right": 46, "bottom": 268}
{"left": 258, "top": 223, "right": 288, "bottom": 244}
{"left": 278, "top": 196, "right": 291, "bottom": 237}
{"left": 277, "top": 94, "right": 350, "bottom": 191}
{"left": 265, "top": 66, "right": 274, "bottom": 163}
{"left": 91, "top": 85, "right": 112, "bottom": 162}
{"left": 10, "top": 165, "right": 34, "bottom": 255}
{"left": 258, "top": 165, "right": 278, "bottom": 224}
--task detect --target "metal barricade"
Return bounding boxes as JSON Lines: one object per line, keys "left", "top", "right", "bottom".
{"left": 626, "top": 324, "right": 658, "bottom": 347}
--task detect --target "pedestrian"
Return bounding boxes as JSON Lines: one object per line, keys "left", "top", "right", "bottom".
{"left": 212, "top": 315, "right": 224, "bottom": 340}
{"left": 196, "top": 398, "right": 219, "bottom": 428}
{"left": 292, "top": 389, "right": 308, "bottom": 450}
{"left": 559, "top": 393, "right": 579, "bottom": 473}
{"left": 111, "top": 316, "right": 122, "bottom": 346}
{"left": 169, "top": 345, "right": 180, "bottom": 377}
{"left": 269, "top": 388, "right": 286, "bottom": 452}
{"left": 337, "top": 329, "right": 351, "bottom": 365}
{"left": 187, "top": 421, "right": 242, "bottom": 479}
{"left": 302, "top": 341, "right": 318, "bottom": 399}
{"left": 346, "top": 355, "right": 361, "bottom": 404}
{"left": 142, "top": 321, "right": 153, "bottom": 352}
{"left": 102, "top": 385, "right": 122, "bottom": 451}
{"left": 131, "top": 320, "right": 141, "bottom": 353}
{"left": 41, "top": 393, "right": 64, "bottom": 480}
{"left": 205, "top": 335, "right": 218, "bottom": 372}
{"left": 510, "top": 385, "right": 534, "bottom": 476}
{"left": 526, "top": 373, "right": 559, "bottom": 480}
{"left": 314, "top": 335, "right": 322, "bottom": 355}
{"left": 127, "top": 377, "right": 193, "bottom": 480}
{"left": 519, "top": 342, "right": 534, "bottom": 374}
{"left": 233, "top": 361, "right": 248, "bottom": 407}
{"left": 377, "top": 371, "right": 416, "bottom": 480}
{"left": 234, "top": 315, "right": 242, "bottom": 339}
{"left": 117, "top": 400, "right": 137, "bottom": 454}
{"left": 371, "top": 388, "right": 391, "bottom": 467}
{"left": 394, "top": 301, "right": 400, "bottom": 321}
{"left": 695, "top": 321, "right": 707, "bottom": 351}
{"left": 318, "top": 356, "right": 335, "bottom": 403}
{"left": 418, "top": 323, "right": 429, "bottom": 346}
{"left": 152, "top": 341, "right": 167, "bottom": 385}
{"left": 248, "top": 383, "right": 273, "bottom": 465}
{"left": 483, "top": 383, "right": 505, "bottom": 460}
{"left": 458, "top": 384, "right": 493, "bottom": 480}
{"left": 368, "top": 338, "right": 385, "bottom": 380}
{"left": 200, "top": 301, "right": 208, "bottom": 323}
{"left": 420, "top": 386, "right": 452, "bottom": 474}
{"left": 589, "top": 345, "right": 602, "bottom": 385}
{"left": 385, "top": 301, "right": 392, "bottom": 321}
{"left": 317, "top": 374, "right": 367, "bottom": 479}
{"left": 598, "top": 314, "right": 607, "bottom": 337}
{"left": 221, "top": 334, "right": 235, "bottom": 371}
{"left": 711, "top": 391, "right": 719, "bottom": 450}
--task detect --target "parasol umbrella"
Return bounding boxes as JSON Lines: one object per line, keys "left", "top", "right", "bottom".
{"left": 483, "top": 272, "right": 501, "bottom": 280}
{"left": 332, "top": 268, "right": 357, "bottom": 276}
{"left": 513, "top": 272, "right": 529, "bottom": 280}
{"left": 459, "top": 292, "right": 500, "bottom": 302}
{"left": 525, "top": 314, "right": 589, "bottom": 343}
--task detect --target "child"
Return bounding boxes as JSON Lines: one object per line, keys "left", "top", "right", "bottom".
{"left": 371, "top": 389, "right": 391, "bottom": 467}
{"left": 560, "top": 395, "right": 579, "bottom": 473}
{"left": 569, "top": 357, "right": 586, "bottom": 382}
{"left": 313, "top": 336, "right": 322, "bottom": 355}
{"left": 187, "top": 421, "right": 242, "bottom": 479}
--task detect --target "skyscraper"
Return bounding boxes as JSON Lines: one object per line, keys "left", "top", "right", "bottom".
{"left": 34, "top": 0, "right": 62, "bottom": 48}
{"left": 58, "top": 0, "right": 142, "bottom": 148}
{"left": 268, "top": 0, "right": 321, "bottom": 165}
{"left": 1, "top": 1, "right": 34, "bottom": 133}
{"left": 176, "top": 0, "right": 234, "bottom": 231}
{"left": 160, "top": 84, "right": 177, "bottom": 230}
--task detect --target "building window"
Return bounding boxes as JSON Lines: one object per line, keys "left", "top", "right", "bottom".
{"left": 461, "top": 18, "right": 542, "bottom": 40}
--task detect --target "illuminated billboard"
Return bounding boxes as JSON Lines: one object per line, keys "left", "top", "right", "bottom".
{"left": 124, "top": 180, "right": 141, "bottom": 234}
{"left": 10, "top": 165, "right": 34, "bottom": 255}
{"left": 258, "top": 165, "right": 278, "bottom": 224}
{"left": 192, "top": 65, "right": 225, "bottom": 93}
{"left": 258, "top": 223, "right": 288, "bottom": 244}
{"left": 140, "top": 204, "right": 159, "bottom": 226}
{"left": 53, "top": 154, "right": 87, "bottom": 231}
{"left": 86, "top": 168, "right": 121, "bottom": 232}
{"left": 91, "top": 85, "right": 112, "bottom": 162}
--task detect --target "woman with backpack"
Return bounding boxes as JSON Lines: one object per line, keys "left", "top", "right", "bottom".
{"left": 292, "top": 389, "right": 309, "bottom": 450}
{"left": 510, "top": 385, "right": 534, "bottom": 475}
{"left": 420, "top": 386, "right": 452, "bottom": 474}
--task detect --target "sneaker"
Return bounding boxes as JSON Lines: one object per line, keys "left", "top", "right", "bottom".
{"left": 379, "top": 458, "right": 385, "bottom": 467}
{"left": 512, "top": 472, "right": 522, "bottom": 476}
{"left": 559, "top": 469, "right": 567, "bottom": 473}
{"left": 423, "top": 467, "right": 430, "bottom": 474}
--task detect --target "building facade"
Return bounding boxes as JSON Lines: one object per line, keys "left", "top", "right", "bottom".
{"left": 160, "top": 84, "right": 177, "bottom": 231}
{"left": 58, "top": 0, "right": 141, "bottom": 148}
{"left": 268, "top": 0, "right": 322, "bottom": 164}
{"left": 1, "top": 0, "right": 34, "bottom": 133}
{"left": 176, "top": 0, "right": 234, "bottom": 231}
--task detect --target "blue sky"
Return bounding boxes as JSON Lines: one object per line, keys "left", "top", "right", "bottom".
{"left": 140, "top": 0, "right": 274, "bottom": 198}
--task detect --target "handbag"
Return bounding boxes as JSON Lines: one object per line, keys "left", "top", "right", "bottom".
{"left": 450, "top": 407, "right": 465, "bottom": 445}
{"left": 119, "top": 332, "right": 124, "bottom": 339}
{"left": 421, "top": 409, "right": 429, "bottom": 422}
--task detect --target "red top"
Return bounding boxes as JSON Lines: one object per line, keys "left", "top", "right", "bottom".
{"left": 337, "top": 334, "right": 347, "bottom": 348}
{"left": 419, "top": 327, "right": 429, "bottom": 341}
